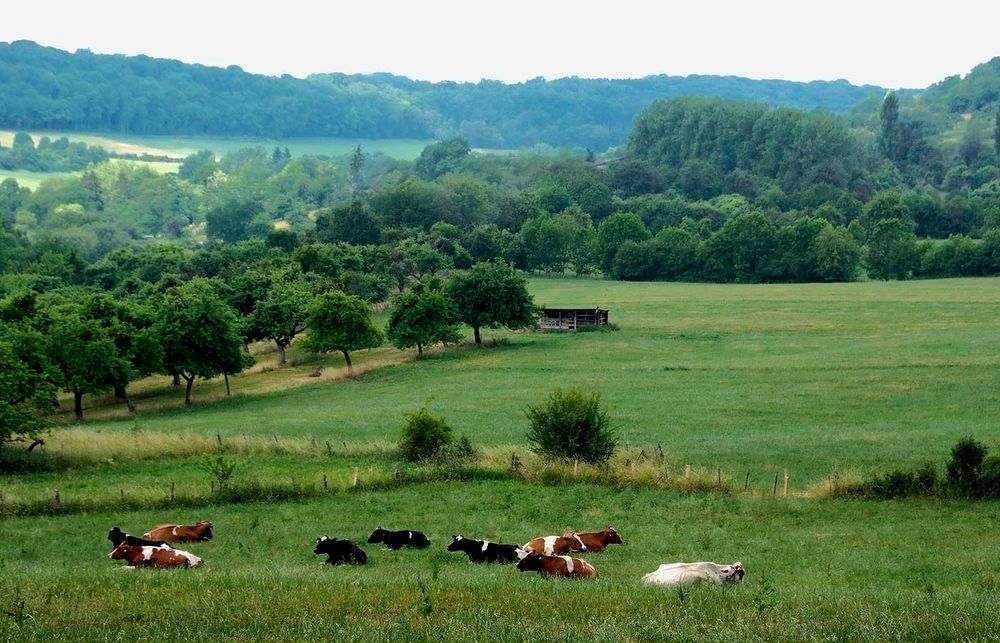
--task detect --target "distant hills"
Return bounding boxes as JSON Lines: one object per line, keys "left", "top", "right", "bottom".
{"left": 2, "top": 40, "right": 994, "bottom": 152}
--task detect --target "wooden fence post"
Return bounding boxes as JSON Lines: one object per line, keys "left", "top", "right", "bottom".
{"left": 170, "top": 482, "right": 175, "bottom": 502}
{"left": 54, "top": 489, "right": 60, "bottom": 506}
{"left": 120, "top": 489, "right": 124, "bottom": 500}
{"left": 716, "top": 468, "right": 722, "bottom": 488}
{"left": 744, "top": 471, "right": 750, "bottom": 492}
{"left": 325, "top": 441, "right": 333, "bottom": 457}
{"left": 211, "top": 481, "right": 215, "bottom": 495}
{"left": 322, "top": 474, "right": 328, "bottom": 491}
{"left": 783, "top": 470, "right": 789, "bottom": 497}
{"left": 772, "top": 472, "right": 779, "bottom": 496}
{"left": 353, "top": 467, "right": 359, "bottom": 487}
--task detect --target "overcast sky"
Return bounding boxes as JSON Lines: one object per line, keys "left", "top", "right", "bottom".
{"left": 2, "top": 1, "right": 998, "bottom": 88}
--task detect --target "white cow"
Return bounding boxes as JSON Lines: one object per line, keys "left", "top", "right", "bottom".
{"left": 642, "top": 561, "right": 744, "bottom": 586}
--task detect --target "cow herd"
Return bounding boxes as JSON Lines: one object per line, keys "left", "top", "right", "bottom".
{"left": 105, "top": 520, "right": 745, "bottom": 587}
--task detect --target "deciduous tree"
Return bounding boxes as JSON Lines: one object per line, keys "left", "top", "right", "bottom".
{"left": 302, "top": 290, "right": 383, "bottom": 370}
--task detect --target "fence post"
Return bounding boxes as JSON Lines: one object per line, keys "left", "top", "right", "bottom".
{"left": 772, "top": 472, "right": 779, "bottom": 496}
{"left": 325, "top": 441, "right": 333, "bottom": 457}
{"left": 717, "top": 468, "right": 722, "bottom": 488}
{"left": 54, "top": 489, "right": 60, "bottom": 506}
{"left": 684, "top": 465, "right": 691, "bottom": 480}
{"left": 211, "top": 481, "right": 215, "bottom": 495}
{"left": 783, "top": 470, "right": 789, "bottom": 497}
{"left": 744, "top": 471, "right": 750, "bottom": 492}
{"left": 353, "top": 467, "right": 359, "bottom": 487}
{"left": 170, "top": 482, "right": 175, "bottom": 502}
{"left": 217, "top": 432, "right": 223, "bottom": 447}
{"left": 120, "top": 489, "right": 124, "bottom": 500}
{"left": 322, "top": 474, "right": 328, "bottom": 491}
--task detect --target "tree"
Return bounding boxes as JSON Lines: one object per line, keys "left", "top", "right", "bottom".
{"left": 596, "top": 212, "right": 650, "bottom": 274}
{"left": 314, "top": 201, "right": 381, "bottom": 245}
{"left": 155, "top": 279, "right": 251, "bottom": 404}
{"left": 865, "top": 218, "right": 919, "bottom": 280}
{"left": 0, "top": 333, "right": 56, "bottom": 452}
{"left": 178, "top": 150, "right": 218, "bottom": 185}
{"left": 446, "top": 261, "right": 537, "bottom": 345}
{"left": 415, "top": 137, "right": 471, "bottom": 180}
{"left": 387, "top": 279, "right": 460, "bottom": 355}
{"left": 879, "top": 91, "right": 901, "bottom": 162}
{"left": 302, "top": 290, "right": 383, "bottom": 370}
{"left": 205, "top": 199, "right": 269, "bottom": 245}
{"left": 350, "top": 144, "right": 365, "bottom": 199}
{"left": 995, "top": 108, "right": 1000, "bottom": 163}
{"left": 248, "top": 272, "right": 314, "bottom": 366}
{"left": 811, "top": 225, "right": 861, "bottom": 282}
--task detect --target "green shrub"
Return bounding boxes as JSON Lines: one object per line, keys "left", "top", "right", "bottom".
{"left": 399, "top": 408, "right": 453, "bottom": 462}
{"left": 981, "top": 452, "right": 1000, "bottom": 499}
{"left": 525, "top": 388, "right": 617, "bottom": 465}
{"left": 946, "top": 437, "right": 987, "bottom": 497}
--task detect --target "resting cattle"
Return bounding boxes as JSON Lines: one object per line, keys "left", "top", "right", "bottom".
{"left": 447, "top": 535, "right": 519, "bottom": 563}
{"left": 522, "top": 534, "right": 586, "bottom": 556}
{"left": 642, "top": 562, "right": 745, "bottom": 587}
{"left": 143, "top": 520, "right": 214, "bottom": 543}
{"left": 314, "top": 536, "right": 367, "bottom": 565}
{"left": 107, "top": 526, "right": 172, "bottom": 549}
{"left": 109, "top": 542, "right": 203, "bottom": 568}
{"left": 367, "top": 526, "right": 430, "bottom": 549}
{"left": 515, "top": 550, "right": 597, "bottom": 579}
{"left": 563, "top": 527, "right": 622, "bottom": 552}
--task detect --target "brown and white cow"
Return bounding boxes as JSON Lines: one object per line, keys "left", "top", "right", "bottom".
{"left": 143, "top": 520, "right": 214, "bottom": 543}
{"left": 522, "top": 534, "right": 586, "bottom": 556}
{"left": 515, "top": 549, "right": 597, "bottom": 579}
{"left": 109, "top": 542, "right": 203, "bottom": 568}
{"left": 641, "top": 561, "right": 744, "bottom": 587}
{"left": 563, "top": 527, "right": 622, "bottom": 553}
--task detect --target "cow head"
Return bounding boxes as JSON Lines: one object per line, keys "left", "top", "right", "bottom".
{"left": 570, "top": 534, "right": 587, "bottom": 551}
{"left": 606, "top": 527, "right": 623, "bottom": 544}
{"left": 515, "top": 550, "right": 541, "bottom": 572}
{"left": 196, "top": 521, "right": 214, "bottom": 540}
{"left": 367, "top": 527, "right": 386, "bottom": 544}
{"left": 721, "top": 562, "right": 745, "bottom": 583}
{"left": 314, "top": 536, "right": 334, "bottom": 555}
{"left": 109, "top": 542, "right": 130, "bottom": 560}
{"left": 446, "top": 535, "right": 465, "bottom": 552}
{"left": 108, "top": 527, "right": 126, "bottom": 546}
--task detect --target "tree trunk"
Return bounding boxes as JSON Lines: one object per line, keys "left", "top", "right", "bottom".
{"left": 114, "top": 383, "right": 127, "bottom": 400}
{"left": 276, "top": 341, "right": 287, "bottom": 367}
{"left": 74, "top": 390, "right": 84, "bottom": 420}
{"left": 342, "top": 350, "right": 353, "bottom": 371}
{"left": 172, "top": 372, "right": 180, "bottom": 387}
{"left": 242, "top": 342, "right": 250, "bottom": 354}
{"left": 224, "top": 372, "right": 231, "bottom": 396}
{"left": 473, "top": 325, "right": 482, "bottom": 345}
{"left": 122, "top": 386, "right": 135, "bottom": 413}
{"left": 183, "top": 375, "right": 194, "bottom": 405}
{"left": 417, "top": 342, "right": 423, "bottom": 355}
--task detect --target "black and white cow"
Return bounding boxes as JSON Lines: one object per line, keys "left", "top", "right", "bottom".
{"left": 313, "top": 536, "right": 368, "bottom": 565}
{"left": 367, "top": 526, "right": 431, "bottom": 549}
{"left": 446, "top": 535, "right": 519, "bottom": 563}
{"left": 107, "top": 526, "right": 172, "bottom": 549}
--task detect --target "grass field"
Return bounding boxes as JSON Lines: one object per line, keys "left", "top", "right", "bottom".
{"left": 0, "top": 129, "right": 434, "bottom": 161}
{"left": 0, "top": 169, "right": 77, "bottom": 190}
{"left": 1, "top": 483, "right": 997, "bottom": 640}
{"left": 3, "top": 276, "right": 1000, "bottom": 640}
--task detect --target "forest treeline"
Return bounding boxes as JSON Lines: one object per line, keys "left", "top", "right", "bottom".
{"left": 0, "top": 40, "right": 893, "bottom": 149}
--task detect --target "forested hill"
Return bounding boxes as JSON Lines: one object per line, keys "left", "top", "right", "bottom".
{"left": 0, "top": 40, "right": 894, "bottom": 150}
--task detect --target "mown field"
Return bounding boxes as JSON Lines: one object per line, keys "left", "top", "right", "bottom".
{"left": 3, "top": 277, "right": 1000, "bottom": 640}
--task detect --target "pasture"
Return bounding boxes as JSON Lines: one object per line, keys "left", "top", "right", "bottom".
{"left": 1, "top": 483, "right": 997, "bottom": 640}
{"left": 3, "top": 276, "right": 1000, "bottom": 640}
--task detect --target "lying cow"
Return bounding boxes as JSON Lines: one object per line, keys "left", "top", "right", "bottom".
{"left": 109, "top": 542, "right": 203, "bottom": 568}
{"left": 515, "top": 549, "right": 597, "bottom": 579}
{"left": 143, "top": 520, "right": 214, "bottom": 543}
{"left": 367, "top": 526, "right": 430, "bottom": 549}
{"left": 314, "top": 536, "right": 367, "bottom": 565}
{"left": 522, "top": 533, "right": 586, "bottom": 556}
{"left": 447, "top": 535, "right": 519, "bottom": 563}
{"left": 563, "top": 527, "right": 622, "bottom": 553}
{"left": 107, "top": 526, "right": 172, "bottom": 549}
{"left": 642, "top": 562, "right": 745, "bottom": 587}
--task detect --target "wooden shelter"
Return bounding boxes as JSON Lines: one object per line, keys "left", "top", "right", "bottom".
{"left": 539, "top": 308, "right": 609, "bottom": 330}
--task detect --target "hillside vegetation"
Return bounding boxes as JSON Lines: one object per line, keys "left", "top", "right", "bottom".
{"left": 0, "top": 40, "right": 891, "bottom": 149}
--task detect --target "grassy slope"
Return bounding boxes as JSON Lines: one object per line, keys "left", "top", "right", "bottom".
{"left": 1, "top": 483, "right": 997, "bottom": 640}
{"left": 53, "top": 277, "right": 1000, "bottom": 485}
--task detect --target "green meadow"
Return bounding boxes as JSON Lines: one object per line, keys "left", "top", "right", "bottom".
{"left": 3, "top": 276, "right": 1000, "bottom": 640}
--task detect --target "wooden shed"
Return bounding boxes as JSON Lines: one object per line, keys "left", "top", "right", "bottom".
{"left": 539, "top": 308, "right": 609, "bottom": 330}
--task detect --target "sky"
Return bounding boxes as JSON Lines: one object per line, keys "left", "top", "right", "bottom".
{"left": 2, "top": 0, "right": 998, "bottom": 89}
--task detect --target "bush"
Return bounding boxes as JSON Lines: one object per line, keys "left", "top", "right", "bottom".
{"left": 526, "top": 388, "right": 617, "bottom": 465}
{"left": 946, "top": 437, "right": 987, "bottom": 497}
{"left": 980, "top": 452, "right": 1000, "bottom": 499}
{"left": 399, "top": 408, "right": 453, "bottom": 462}
{"left": 869, "top": 462, "right": 938, "bottom": 499}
